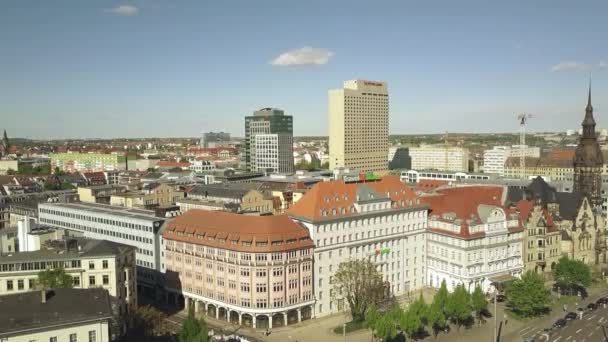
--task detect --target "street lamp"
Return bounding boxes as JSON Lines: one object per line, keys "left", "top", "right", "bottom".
{"left": 494, "top": 287, "right": 498, "bottom": 342}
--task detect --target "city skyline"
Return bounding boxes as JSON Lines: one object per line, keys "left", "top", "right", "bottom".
{"left": 2, "top": 0, "right": 608, "bottom": 139}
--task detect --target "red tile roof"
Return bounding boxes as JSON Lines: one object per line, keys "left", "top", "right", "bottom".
{"left": 415, "top": 179, "right": 449, "bottom": 192}
{"left": 423, "top": 185, "right": 504, "bottom": 220}
{"left": 288, "top": 176, "right": 419, "bottom": 221}
{"left": 163, "top": 210, "right": 313, "bottom": 253}
{"left": 156, "top": 161, "right": 190, "bottom": 168}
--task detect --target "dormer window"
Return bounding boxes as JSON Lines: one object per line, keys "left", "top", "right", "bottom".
{"left": 321, "top": 210, "right": 327, "bottom": 217}
{"left": 341, "top": 208, "right": 346, "bottom": 214}
{"left": 335, "top": 196, "right": 340, "bottom": 201}
{"left": 344, "top": 194, "right": 348, "bottom": 200}
{"left": 331, "top": 208, "right": 337, "bottom": 215}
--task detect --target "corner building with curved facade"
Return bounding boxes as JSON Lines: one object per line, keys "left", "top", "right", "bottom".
{"left": 162, "top": 210, "right": 314, "bottom": 329}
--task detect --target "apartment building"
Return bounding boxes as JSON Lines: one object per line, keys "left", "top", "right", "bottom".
{"left": 38, "top": 202, "right": 166, "bottom": 298}
{"left": 0, "top": 288, "right": 113, "bottom": 342}
{"left": 245, "top": 108, "right": 294, "bottom": 174}
{"left": 163, "top": 210, "right": 314, "bottom": 329}
{"left": 328, "top": 80, "right": 389, "bottom": 173}
{"left": 0, "top": 238, "right": 136, "bottom": 333}
{"left": 423, "top": 185, "right": 524, "bottom": 293}
{"left": 408, "top": 145, "right": 470, "bottom": 172}
{"left": 483, "top": 145, "right": 541, "bottom": 176}
{"left": 51, "top": 153, "right": 126, "bottom": 173}
{"left": 288, "top": 176, "right": 428, "bottom": 317}
{"left": 400, "top": 169, "right": 492, "bottom": 184}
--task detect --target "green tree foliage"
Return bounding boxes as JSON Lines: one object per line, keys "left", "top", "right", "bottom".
{"left": 179, "top": 306, "right": 208, "bottom": 342}
{"left": 434, "top": 280, "right": 449, "bottom": 311}
{"left": 409, "top": 294, "right": 428, "bottom": 325}
{"left": 445, "top": 284, "right": 472, "bottom": 328}
{"left": 471, "top": 285, "right": 487, "bottom": 325}
{"left": 365, "top": 305, "right": 380, "bottom": 337}
{"left": 506, "top": 271, "right": 552, "bottom": 318}
{"left": 553, "top": 256, "right": 592, "bottom": 290}
{"left": 295, "top": 159, "right": 323, "bottom": 171}
{"left": 17, "top": 163, "right": 51, "bottom": 175}
{"left": 400, "top": 307, "right": 424, "bottom": 340}
{"left": 426, "top": 302, "right": 447, "bottom": 337}
{"left": 37, "top": 268, "right": 73, "bottom": 288}
{"left": 375, "top": 314, "right": 398, "bottom": 341}
{"left": 332, "top": 259, "right": 385, "bottom": 321}
{"left": 133, "top": 305, "right": 167, "bottom": 337}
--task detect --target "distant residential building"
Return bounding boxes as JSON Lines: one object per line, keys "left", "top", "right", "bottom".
{"left": 188, "top": 184, "right": 277, "bottom": 214}
{"left": 126, "top": 159, "right": 159, "bottom": 171}
{"left": 400, "top": 169, "right": 492, "bottom": 184}
{"left": 0, "top": 160, "right": 18, "bottom": 175}
{"left": 245, "top": 108, "right": 294, "bottom": 174}
{"left": 200, "top": 131, "right": 231, "bottom": 148}
{"left": 329, "top": 80, "right": 389, "bottom": 173}
{"left": 388, "top": 147, "right": 411, "bottom": 170}
{"left": 163, "top": 210, "right": 315, "bottom": 329}
{"left": 0, "top": 237, "right": 136, "bottom": 333}
{"left": 202, "top": 169, "right": 265, "bottom": 184}
{"left": 82, "top": 171, "right": 108, "bottom": 186}
{"left": 155, "top": 161, "right": 191, "bottom": 171}
{"left": 288, "top": 176, "right": 427, "bottom": 317}
{"left": 142, "top": 182, "right": 184, "bottom": 208}
{"left": 78, "top": 185, "right": 125, "bottom": 205}
{"left": 38, "top": 202, "right": 167, "bottom": 298}
{"left": 176, "top": 198, "right": 239, "bottom": 213}
{"left": 51, "top": 153, "right": 126, "bottom": 173}
{"left": 409, "top": 145, "right": 470, "bottom": 172}
{"left": 0, "top": 288, "right": 113, "bottom": 342}
{"left": 483, "top": 145, "right": 541, "bottom": 176}
{"left": 423, "top": 185, "right": 524, "bottom": 293}
{"left": 190, "top": 160, "right": 216, "bottom": 173}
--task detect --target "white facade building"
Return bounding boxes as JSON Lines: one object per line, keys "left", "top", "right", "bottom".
{"left": 288, "top": 176, "right": 427, "bottom": 317}
{"left": 423, "top": 185, "right": 524, "bottom": 293}
{"left": 38, "top": 202, "right": 166, "bottom": 297}
{"left": 400, "top": 170, "right": 492, "bottom": 184}
{"left": 483, "top": 145, "right": 541, "bottom": 176}
{"left": 253, "top": 134, "right": 294, "bottom": 173}
{"left": 328, "top": 80, "right": 389, "bottom": 173}
{"left": 189, "top": 160, "right": 216, "bottom": 173}
{"left": 409, "top": 145, "right": 470, "bottom": 172}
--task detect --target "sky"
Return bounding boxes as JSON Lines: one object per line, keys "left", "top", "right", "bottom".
{"left": 1, "top": 0, "right": 608, "bottom": 139}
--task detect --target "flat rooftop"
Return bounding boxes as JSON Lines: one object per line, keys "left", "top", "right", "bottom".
{"left": 40, "top": 202, "right": 163, "bottom": 222}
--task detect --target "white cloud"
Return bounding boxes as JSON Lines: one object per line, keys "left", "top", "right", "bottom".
{"left": 550, "top": 61, "right": 607, "bottom": 72}
{"left": 107, "top": 5, "right": 139, "bottom": 16}
{"left": 270, "top": 47, "right": 334, "bottom": 66}
{"left": 550, "top": 61, "right": 591, "bottom": 72}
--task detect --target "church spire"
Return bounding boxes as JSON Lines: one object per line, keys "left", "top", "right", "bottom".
{"left": 587, "top": 78, "right": 593, "bottom": 112}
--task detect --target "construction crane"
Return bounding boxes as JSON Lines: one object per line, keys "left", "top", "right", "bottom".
{"left": 517, "top": 113, "right": 532, "bottom": 179}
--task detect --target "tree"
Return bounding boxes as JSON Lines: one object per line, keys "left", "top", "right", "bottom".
{"left": 426, "top": 302, "right": 447, "bottom": 338}
{"left": 434, "top": 280, "right": 449, "bottom": 312}
{"left": 553, "top": 256, "right": 592, "bottom": 292}
{"left": 506, "top": 271, "right": 551, "bottom": 318}
{"left": 409, "top": 294, "right": 428, "bottom": 325}
{"left": 400, "top": 307, "right": 424, "bottom": 340}
{"left": 37, "top": 268, "right": 73, "bottom": 288}
{"left": 332, "top": 259, "right": 386, "bottom": 321}
{"left": 365, "top": 305, "right": 380, "bottom": 339}
{"left": 445, "top": 284, "right": 472, "bottom": 329}
{"left": 375, "top": 314, "right": 398, "bottom": 341}
{"left": 132, "top": 305, "right": 167, "bottom": 337}
{"left": 179, "top": 306, "right": 208, "bottom": 342}
{"left": 471, "top": 285, "right": 487, "bottom": 325}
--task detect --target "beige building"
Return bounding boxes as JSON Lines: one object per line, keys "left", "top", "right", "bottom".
{"left": 0, "top": 288, "right": 112, "bottom": 342}
{"left": 0, "top": 160, "right": 18, "bottom": 175}
{"left": 163, "top": 210, "right": 315, "bottom": 329}
{"left": 78, "top": 184, "right": 125, "bottom": 204}
{"left": 110, "top": 182, "right": 183, "bottom": 209}
{"left": 0, "top": 238, "right": 137, "bottom": 333}
{"left": 328, "top": 80, "right": 389, "bottom": 173}
{"left": 409, "top": 145, "right": 470, "bottom": 172}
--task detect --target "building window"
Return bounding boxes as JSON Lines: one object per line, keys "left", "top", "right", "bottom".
{"left": 73, "top": 276, "right": 80, "bottom": 286}
{"left": 88, "top": 331, "right": 96, "bottom": 342}
{"left": 50, "top": 338, "right": 58, "bottom": 342}
{"left": 103, "top": 275, "right": 109, "bottom": 285}
{"left": 6, "top": 280, "right": 13, "bottom": 291}
{"left": 89, "top": 262, "right": 95, "bottom": 270}
{"left": 69, "top": 333, "right": 77, "bottom": 342}
{"left": 89, "top": 276, "right": 96, "bottom": 286}
{"left": 18, "top": 279, "right": 24, "bottom": 290}
{"left": 102, "top": 260, "right": 108, "bottom": 269}
{"left": 29, "top": 279, "right": 35, "bottom": 289}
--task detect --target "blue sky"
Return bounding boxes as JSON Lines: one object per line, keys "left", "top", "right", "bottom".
{"left": 1, "top": 0, "right": 607, "bottom": 139}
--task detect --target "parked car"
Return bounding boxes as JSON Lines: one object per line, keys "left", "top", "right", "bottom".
{"left": 596, "top": 297, "right": 608, "bottom": 305}
{"left": 587, "top": 303, "right": 597, "bottom": 311}
{"left": 554, "top": 319, "right": 567, "bottom": 328}
{"left": 565, "top": 312, "right": 577, "bottom": 320}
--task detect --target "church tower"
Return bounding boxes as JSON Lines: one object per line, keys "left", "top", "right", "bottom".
{"left": 573, "top": 83, "right": 604, "bottom": 208}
